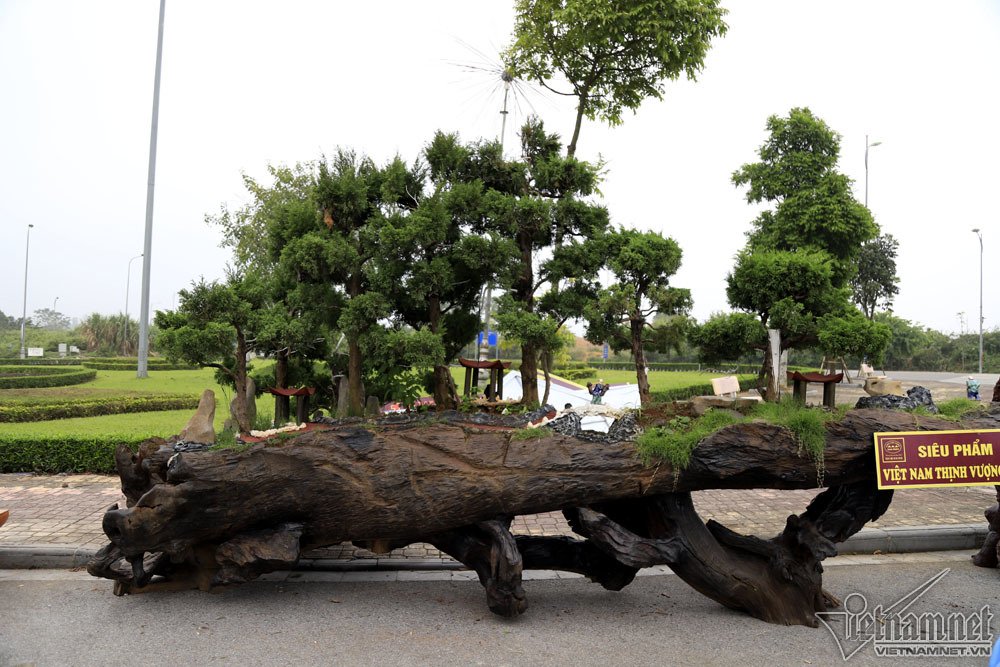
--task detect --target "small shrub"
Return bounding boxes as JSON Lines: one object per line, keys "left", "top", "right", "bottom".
{"left": 554, "top": 367, "right": 597, "bottom": 381}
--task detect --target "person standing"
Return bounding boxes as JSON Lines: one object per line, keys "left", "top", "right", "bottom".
{"left": 966, "top": 376, "right": 981, "bottom": 400}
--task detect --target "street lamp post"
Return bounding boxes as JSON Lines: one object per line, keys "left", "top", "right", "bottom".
{"left": 137, "top": 0, "right": 167, "bottom": 378}
{"left": 864, "top": 135, "right": 882, "bottom": 208}
{"left": 53, "top": 296, "right": 59, "bottom": 312}
{"left": 19, "top": 224, "right": 34, "bottom": 359}
{"left": 125, "top": 254, "right": 143, "bottom": 356}
{"left": 972, "top": 229, "right": 983, "bottom": 373}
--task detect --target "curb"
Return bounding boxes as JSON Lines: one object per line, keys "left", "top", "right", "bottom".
{"left": 0, "top": 524, "right": 989, "bottom": 571}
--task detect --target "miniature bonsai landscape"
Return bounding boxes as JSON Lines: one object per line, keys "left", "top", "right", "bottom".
{"left": 88, "top": 400, "right": 1000, "bottom": 627}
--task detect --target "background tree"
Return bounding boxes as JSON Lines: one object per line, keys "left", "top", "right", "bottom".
{"left": 583, "top": 229, "right": 691, "bottom": 405}
{"left": 0, "top": 310, "right": 20, "bottom": 330}
{"left": 695, "top": 108, "right": 884, "bottom": 398}
{"left": 851, "top": 234, "right": 900, "bottom": 319}
{"left": 77, "top": 313, "right": 141, "bottom": 356}
{"left": 155, "top": 274, "right": 267, "bottom": 432}
{"left": 32, "top": 308, "right": 70, "bottom": 331}
{"left": 507, "top": 0, "right": 728, "bottom": 157}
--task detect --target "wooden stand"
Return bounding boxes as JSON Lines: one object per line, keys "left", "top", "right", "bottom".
{"left": 787, "top": 371, "right": 843, "bottom": 409}
{"left": 458, "top": 358, "right": 510, "bottom": 401}
{"left": 265, "top": 387, "right": 316, "bottom": 425}
{"left": 818, "top": 356, "right": 851, "bottom": 382}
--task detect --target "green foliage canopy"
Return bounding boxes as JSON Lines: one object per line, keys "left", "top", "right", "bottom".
{"left": 508, "top": 0, "right": 728, "bottom": 155}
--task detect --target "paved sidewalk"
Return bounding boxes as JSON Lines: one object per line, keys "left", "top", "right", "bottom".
{"left": 1, "top": 473, "right": 995, "bottom": 566}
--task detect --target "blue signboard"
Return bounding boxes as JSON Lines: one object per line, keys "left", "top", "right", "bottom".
{"left": 603, "top": 342, "right": 609, "bottom": 360}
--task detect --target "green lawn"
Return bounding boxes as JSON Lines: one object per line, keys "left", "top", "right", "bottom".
{"left": 0, "top": 366, "right": 275, "bottom": 437}
{"left": 0, "top": 409, "right": 203, "bottom": 439}
{"left": 0, "top": 367, "right": 230, "bottom": 404}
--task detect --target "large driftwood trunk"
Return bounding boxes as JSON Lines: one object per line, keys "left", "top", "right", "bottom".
{"left": 89, "top": 409, "right": 997, "bottom": 626}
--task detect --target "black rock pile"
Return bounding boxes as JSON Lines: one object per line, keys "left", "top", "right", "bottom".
{"left": 855, "top": 386, "right": 938, "bottom": 413}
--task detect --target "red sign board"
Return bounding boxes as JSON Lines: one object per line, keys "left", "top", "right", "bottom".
{"left": 874, "top": 429, "right": 1000, "bottom": 489}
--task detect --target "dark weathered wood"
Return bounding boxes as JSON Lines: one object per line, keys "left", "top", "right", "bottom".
{"left": 972, "top": 486, "right": 1000, "bottom": 568}
{"left": 567, "top": 481, "right": 891, "bottom": 626}
{"left": 89, "top": 409, "right": 999, "bottom": 624}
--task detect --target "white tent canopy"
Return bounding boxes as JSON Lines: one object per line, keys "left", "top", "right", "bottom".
{"left": 501, "top": 370, "right": 640, "bottom": 408}
{"left": 501, "top": 371, "right": 640, "bottom": 433}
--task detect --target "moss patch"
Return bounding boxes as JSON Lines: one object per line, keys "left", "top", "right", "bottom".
{"left": 635, "top": 409, "right": 744, "bottom": 469}
{"left": 510, "top": 427, "right": 551, "bottom": 441}
{"left": 637, "top": 398, "right": 843, "bottom": 485}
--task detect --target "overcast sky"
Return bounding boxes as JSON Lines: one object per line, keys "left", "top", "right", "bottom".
{"left": 1, "top": 0, "right": 997, "bottom": 336}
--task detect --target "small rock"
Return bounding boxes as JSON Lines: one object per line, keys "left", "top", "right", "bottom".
{"left": 179, "top": 389, "right": 216, "bottom": 444}
{"left": 863, "top": 377, "right": 905, "bottom": 397}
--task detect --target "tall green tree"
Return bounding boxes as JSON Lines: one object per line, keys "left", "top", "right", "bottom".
{"left": 583, "top": 229, "right": 691, "bottom": 405}
{"left": 155, "top": 274, "right": 268, "bottom": 432}
{"left": 208, "top": 164, "right": 334, "bottom": 390}
{"left": 507, "top": 0, "right": 728, "bottom": 157}
{"left": 488, "top": 120, "right": 609, "bottom": 404}
{"left": 308, "top": 150, "right": 397, "bottom": 416}
{"left": 851, "top": 234, "right": 900, "bottom": 320}
{"left": 385, "top": 137, "right": 515, "bottom": 407}
{"left": 696, "top": 108, "right": 885, "bottom": 398}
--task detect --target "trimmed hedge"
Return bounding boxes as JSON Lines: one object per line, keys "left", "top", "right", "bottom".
{"left": 554, "top": 368, "right": 597, "bottom": 381}
{"left": 0, "top": 358, "right": 83, "bottom": 366}
{"left": 0, "top": 435, "right": 142, "bottom": 473}
{"left": 0, "top": 395, "right": 199, "bottom": 422}
{"left": 0, "top": 366, "right": 97, "bottom": 389}
{"left": 0, "top": 357, "right": 195, "bottom": 370}
{"left": 650, "top": 375, "right": 757, "bottom": 402}
{"left": 593, "top": 361, "right": 765, "bottom": 374}
{"left": 80, "top": 361, "right": 197, "bottom": 371}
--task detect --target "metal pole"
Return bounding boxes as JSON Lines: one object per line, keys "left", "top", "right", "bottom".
{"left": 19, "top": 224, "right": 34, "bottom": 359}
{"left": 972, "top": 229, "right": 983, "bottom": 373}
{"left": 125, "top": 254, "right": 142, "bottom": 356}
{"left": 137, "top": 0, "right": 166, "bottom": 378}
{"left": 864, "top": 136, "right": 881, "bottom": 208}
{"left": 864, "top": 134, "right": 869, "bottom": 207}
